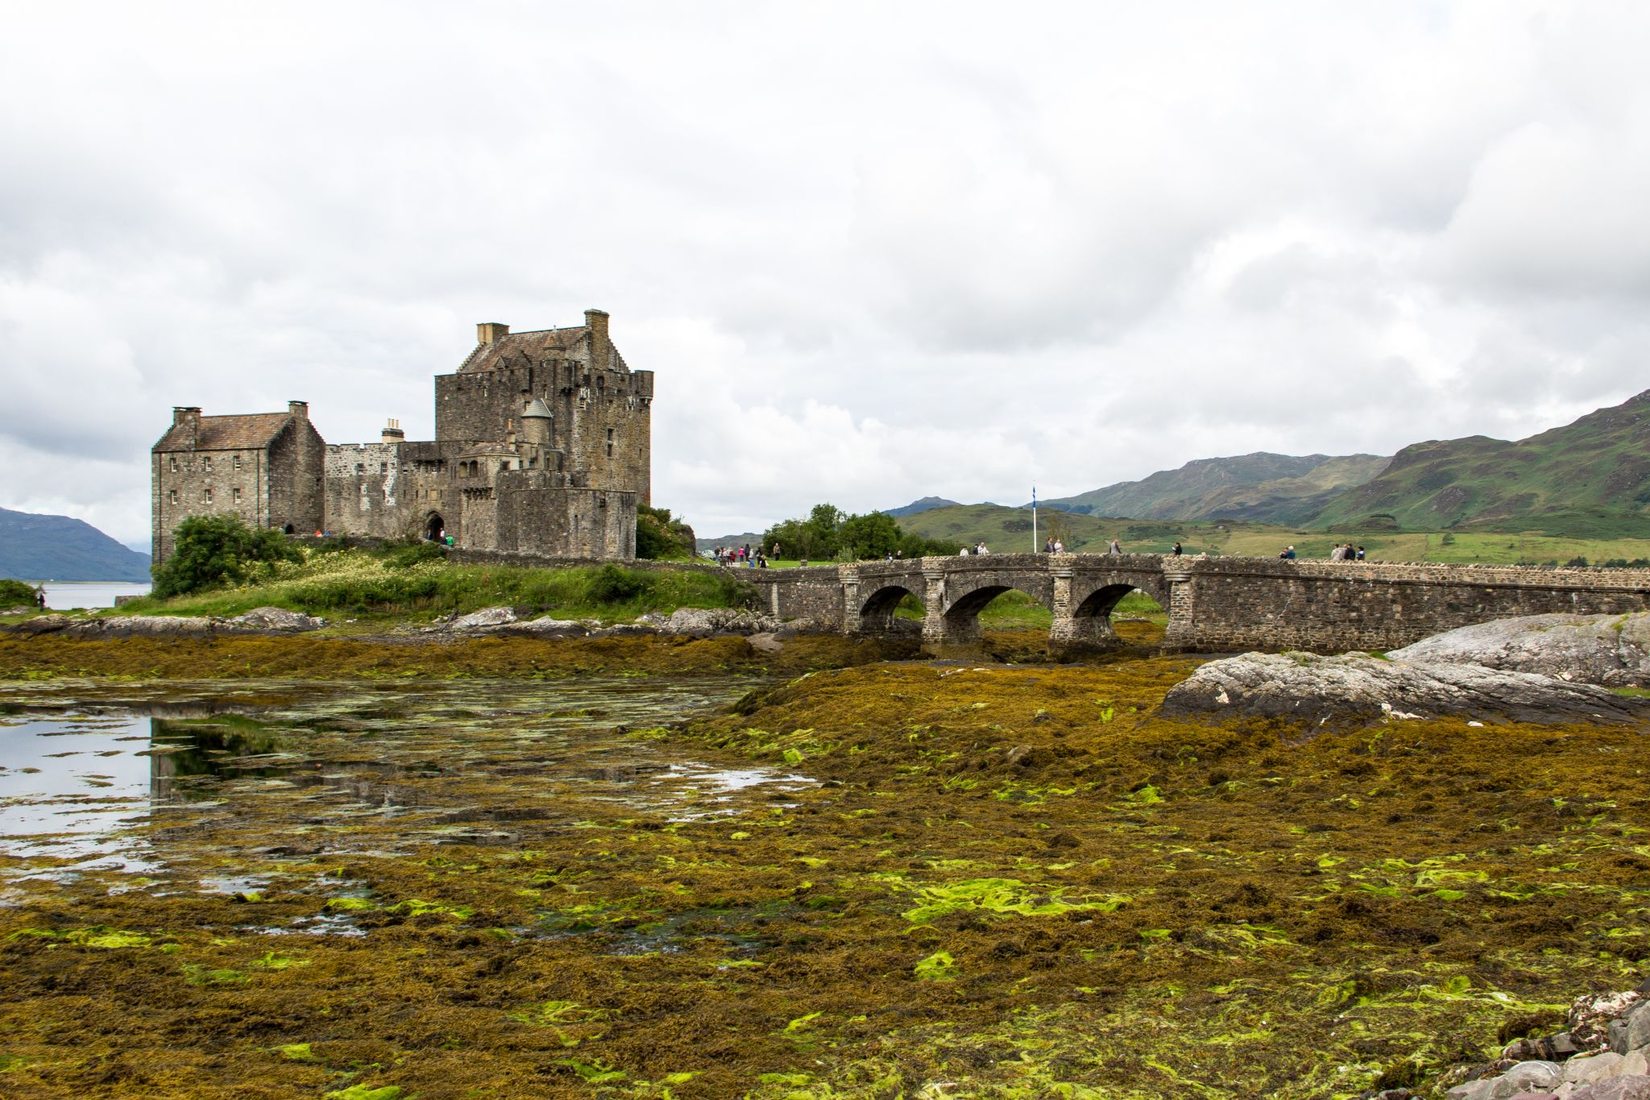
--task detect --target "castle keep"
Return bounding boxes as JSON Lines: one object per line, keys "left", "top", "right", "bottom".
{"left": 152, "top": 309, "right": 652, "bottom": 563}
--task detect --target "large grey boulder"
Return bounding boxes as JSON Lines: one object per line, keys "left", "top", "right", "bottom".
{"left": 1392, "top": 612, "right": 1650, "bottom": 688}
{"left": 502, "top": 617, "right": 592, "bottom": 638}
{"left": 1160, "top": 651, "right": 1649, "bottom": 725}
{"left": 225, "top": 607, "right": 325, "bottom": 633}
{"left": 655, "top": 608, "right": 783, "bottom": 637}
{"left": 446, "top": 607, "right": 519, "bottom": 632}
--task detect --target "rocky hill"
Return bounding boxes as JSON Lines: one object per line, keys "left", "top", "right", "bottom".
{"left": 1311, "top": 389, "right": 1650, "bottom": 537}
{"left": 0, "top": 507, "right": 151, "bottom": 581}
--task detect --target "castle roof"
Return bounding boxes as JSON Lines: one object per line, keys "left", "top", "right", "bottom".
{"left": 522, "top": 397, "right": 553, "bottom": 419}
{"left": 152, "top": 412, "right": 294, "bottom": 453}
{"left": 457, "top": 326, "right": 629, "bottom": 374}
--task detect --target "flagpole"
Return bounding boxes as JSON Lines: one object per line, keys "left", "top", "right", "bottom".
{"left": 1032, "top": 485, "right": 1038, "bottom": 554}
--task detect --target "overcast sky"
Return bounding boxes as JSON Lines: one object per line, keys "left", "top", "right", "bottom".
{"left": 5, "top": 1, "right": 1650, "bottom": 549}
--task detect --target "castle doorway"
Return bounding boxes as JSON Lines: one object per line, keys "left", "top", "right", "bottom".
{"left": 283, "top": 524, "right": 295, "bottom": 535}
{"left": 426, "top": 513, "right": 445, "bottom": 542}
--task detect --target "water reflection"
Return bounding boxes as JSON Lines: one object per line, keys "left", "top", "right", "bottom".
{"left": 0, "top": 679, "right": 811, "bottom": 890}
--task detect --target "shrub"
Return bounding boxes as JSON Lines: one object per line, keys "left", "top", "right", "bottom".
{"left": 0, "top": 578, "right": 39, "bottom": 606}
{"left": 152, "top": 515, "right": 302, "bottom": 599}
{"left": 385, "top": 540, "right": 448, "bottom": 569}
{"left": 636, "top": 505, "right": 697, "bottom": 560}
{"left": 589, "top": 564, "right": 647, "bottom": 604}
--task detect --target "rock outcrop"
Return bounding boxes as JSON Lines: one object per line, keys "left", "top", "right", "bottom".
{"left": 2, "top": 607, "right": 325, "bottom": 637}
{"left": 1161, "top": 651, "right": 1648, "bottom": 726}
{"left": 416, "top": 606, "right": 787, "bottom": 640}
{"left": 1391, "top": 612, "right": 1650, "bottom": 688}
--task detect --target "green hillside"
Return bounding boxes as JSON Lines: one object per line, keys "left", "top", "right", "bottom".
{"left": 1043, "top": 452, "right": 1389, "bottom": 525}
{"left": 1311, "top": 390, "right": 1650, "bottom": 537}
{"left": 896, "top": 502, "right": 1650, "bottom": 566}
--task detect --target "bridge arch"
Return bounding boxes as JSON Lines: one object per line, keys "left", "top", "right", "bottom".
{"left": 858, "top": 583, "right": 923, "bottom": 634}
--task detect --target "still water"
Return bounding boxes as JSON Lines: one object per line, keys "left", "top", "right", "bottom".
{"left": 0, "top": 678, "right": 803, "bottom": 904}
{"left": 33, "top": 580, "right": 153, "bottom": 609}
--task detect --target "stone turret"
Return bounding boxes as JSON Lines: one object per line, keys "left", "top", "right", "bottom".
{"left": 521, "top": 397, "right": 552, "bottom": 447}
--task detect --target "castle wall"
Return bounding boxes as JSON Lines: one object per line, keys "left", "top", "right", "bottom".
{"left": 495, "top": 473, "right": 636, "bottom": 559}
{"left": 151, "top": 446, "right": 271, "bottom": 561}
{"left": 265, "top": 420, "right": 326, "bottom": 538}
{"left": 567, "top": 369, "right": 653, "bottom": 503}
{"left": 324, "top": 442, "right": 408, "bottom": 540}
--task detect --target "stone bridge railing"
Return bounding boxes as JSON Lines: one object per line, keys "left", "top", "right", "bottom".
{"left": 739, "top": 553, "right": 1650, "bottom": 656}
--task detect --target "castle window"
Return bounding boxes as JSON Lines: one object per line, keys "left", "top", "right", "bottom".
{"left": 204, "top": 488, "right": 213, "bottom": 503}
{"left": 233, "top": 455, "right": 242, "bottom": 470}
{"left": 500, "top": 460, "right": 510, "bottom": 473}
{"left": 232, "top": 487, "right": 242, "bottom": 504}
{"left": 203, "top": 456, "right": 212, "bottom": 472}
{"left": 380, "top": 462, "right": 388, "bottom": 474}
{"left": 169, "top": 456, "right": 178, "bottom": 473}
{"left": 168, "top": 489, "right": 177, "bottom": 505}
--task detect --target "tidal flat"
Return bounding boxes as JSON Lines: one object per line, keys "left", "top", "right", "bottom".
{"left": 1, "top": 629, "right": 1648, "bottom": 1098}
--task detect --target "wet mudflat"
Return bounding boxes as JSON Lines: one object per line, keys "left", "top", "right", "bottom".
{"left": 2, "top": 635, "right": 1649, "bottom": 1098}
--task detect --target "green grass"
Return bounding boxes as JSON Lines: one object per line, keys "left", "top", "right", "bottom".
{"left": 897, "top": 504, "right": 1650, "bottom": 566}
{"left": 115, "top": 549, "right": 757, "bottom": 623}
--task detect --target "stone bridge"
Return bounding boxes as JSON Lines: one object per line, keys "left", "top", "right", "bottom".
{"left": 740, "top": 553, "right": 1650, "bottom": 657}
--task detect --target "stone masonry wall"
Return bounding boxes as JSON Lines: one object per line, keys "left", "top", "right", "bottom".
{"left": 1162, "top": 558, "right": 1650, "bottom": 652}
{"left": 265, "top": 420, "right": 326, "bottom": 539}
{"left": 742, "top": 556, "right": 1650, "bottom": 655}
{"left": 741, "top": 566, "right": 850, "bottom": 626}
{"left": 152, "top": 447, "right": 271, "bottom": 561}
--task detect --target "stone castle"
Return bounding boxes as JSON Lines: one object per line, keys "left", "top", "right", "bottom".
{"left": 151, "top": 309, "right": 652, "bottom": 563}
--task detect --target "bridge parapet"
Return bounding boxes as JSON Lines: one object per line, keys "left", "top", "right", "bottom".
{"left": 735, "top": 555, "right": 1650, "bottom": 656}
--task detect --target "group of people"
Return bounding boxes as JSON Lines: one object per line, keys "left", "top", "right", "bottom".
{"left": 959, "top": 541, "right": 990, "bottom": 555}
{"left": 1278, "top": 543, "right": 1366, "bottom": 561}
{"left": 713, "top": 543, "right": 768, "bottom": 568}
{"left": 1040, "top": 537, "right": 1068, "bottom": 554}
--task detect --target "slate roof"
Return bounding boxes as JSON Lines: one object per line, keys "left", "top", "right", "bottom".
{"left": 458, "top": 326, "right": 589, "bottom": 374}
{"left": 153, "top": 412, "right": 292, "bottom": 452}
{"left": 457, "top": 327, "right": 629, "bottom": 374}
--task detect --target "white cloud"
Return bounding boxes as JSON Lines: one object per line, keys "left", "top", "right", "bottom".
{"left": 3, "top": 0, "right": 1650, "bottom": 546}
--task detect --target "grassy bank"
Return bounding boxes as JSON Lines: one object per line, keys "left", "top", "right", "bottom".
{"left": 111, "top": 548, "right": 756, "bottom": 625}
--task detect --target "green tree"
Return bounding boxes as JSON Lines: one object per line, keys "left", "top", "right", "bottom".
{"left": 152, "top": 515, "right": 301, "bottom": 598}
{"left": 839, "top": 511, "right": 902, "bottom": 559}
{"left": 763, "top": 503, "right": 961, "bottom": 562}
{"left": 635, "top": 505, "right": 696, "bottom": 560}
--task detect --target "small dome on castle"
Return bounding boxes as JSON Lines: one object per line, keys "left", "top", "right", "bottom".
{"left": 522, "top": 398, "right": 553, "bottom": 420}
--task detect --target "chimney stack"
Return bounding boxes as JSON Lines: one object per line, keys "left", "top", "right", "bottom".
{"left": 288, "top": 400, "right": 309, "bottom": 420}
{"left": 584, "top": 309, "right": 610, "bottom": 371}
{"left": 172, "top": 406, "right": 201, "bottom": 429}
{"left": 477, "top": 322, "right": 510, "bottom": 345}
{"left": 381, "top": 417, "right": 405, "bottom": 444}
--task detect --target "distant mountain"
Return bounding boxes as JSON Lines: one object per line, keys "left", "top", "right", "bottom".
{"left": 694, "top": 531, "right": 766, "bottom": 554}
{"left": 1310, "top": 389, "right": 1650, "bottom": 537}
{"left": 0, "top": 507, "right": 152, "bottom": 581}
{"left": 884, "top": 496, "right": 962, "bottom": 518}
{"left": 1039, "top": 452, "right": 1390, "bottom": 526}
